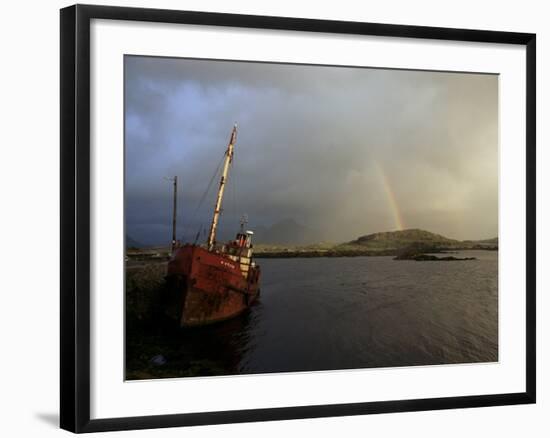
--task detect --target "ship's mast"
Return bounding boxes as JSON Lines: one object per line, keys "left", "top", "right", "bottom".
{"left": 164, "top": 175, "right": 178, "bottom": 253}
{"left": 170, "top": 176, "right": 177, "bottom": 253}
{"left": 207, "top": 124, "right": 237, "bottom": 248}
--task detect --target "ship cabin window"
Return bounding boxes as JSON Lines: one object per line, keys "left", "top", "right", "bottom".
{"left": 226, "top": 245, "right": 238, "bottom": 256}
{"left": 235, "top": 233, "right": 247, "bottom": 248}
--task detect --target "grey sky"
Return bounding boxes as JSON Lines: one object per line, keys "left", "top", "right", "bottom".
{"left": 125, "top": 55, "right": 498, "bottom": 246}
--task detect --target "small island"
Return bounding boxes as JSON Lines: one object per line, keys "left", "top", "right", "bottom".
{"left": 394, "top": 252, "right": 477, "bottom": 262}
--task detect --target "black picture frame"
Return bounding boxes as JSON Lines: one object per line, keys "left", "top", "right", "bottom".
{"left": 60, "top": 4, "right": 536, "bottom": 433}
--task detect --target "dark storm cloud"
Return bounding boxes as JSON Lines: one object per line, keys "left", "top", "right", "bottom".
{"left": 124, "top": 55, "right": 498, "bottom": 245}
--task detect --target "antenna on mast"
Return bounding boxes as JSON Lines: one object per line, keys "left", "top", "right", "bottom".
{"left": 240, "top": 214, "right": 248, "bottom": 233}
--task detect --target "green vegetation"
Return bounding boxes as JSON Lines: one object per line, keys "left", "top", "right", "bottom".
{"left": 346, "top": 228, "right": 460, "bottom": 249}
{"left": 253, "top": 229, "right": 497, "bottom": 258}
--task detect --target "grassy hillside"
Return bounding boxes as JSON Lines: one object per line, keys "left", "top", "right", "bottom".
{"left": 341, "top": 228, "right": 462, "bottom": 251}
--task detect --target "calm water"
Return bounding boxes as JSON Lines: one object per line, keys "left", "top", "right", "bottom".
{"left": 129, "top": 250, "right": 498, "bottom": 378}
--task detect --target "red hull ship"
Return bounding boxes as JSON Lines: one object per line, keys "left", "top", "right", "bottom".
{"left": 165, "top": 125, "right": 261, "bottom": 327}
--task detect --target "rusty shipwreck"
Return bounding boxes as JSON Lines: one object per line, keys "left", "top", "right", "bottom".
{"left": 164, "top": 124, "right": 261, "bottom": 327}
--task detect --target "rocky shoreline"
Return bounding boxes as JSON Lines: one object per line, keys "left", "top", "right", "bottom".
{"left": 126, "top": 247, "right": 494, "bottom": 261}
{"left": 394, "top": 253, "right": 477, "bottom": 261}
{"left": 254, "top": 247, "right": 489, "bottom": 259}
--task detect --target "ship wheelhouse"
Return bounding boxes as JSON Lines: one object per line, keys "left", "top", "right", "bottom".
{"left": 224, "top": 230, "right": 255, "bottom": 278}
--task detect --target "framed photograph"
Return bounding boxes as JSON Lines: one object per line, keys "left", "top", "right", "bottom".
{"left": 60, "top": 4, "right": 536, "bottom": 433}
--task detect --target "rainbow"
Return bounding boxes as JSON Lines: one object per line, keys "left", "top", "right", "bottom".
{"left": 376, "top": 163, "right": 405, "bottom": 231}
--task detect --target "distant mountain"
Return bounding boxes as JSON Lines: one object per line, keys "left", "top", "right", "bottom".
{"left": 343, "top": 229, "right": 461, "bottom": 250}
{"left": 126, "top": 235, "right": 144, "bottom": 249}
{"left": 254, "top": 218, "right": 314, "bottom": 245}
